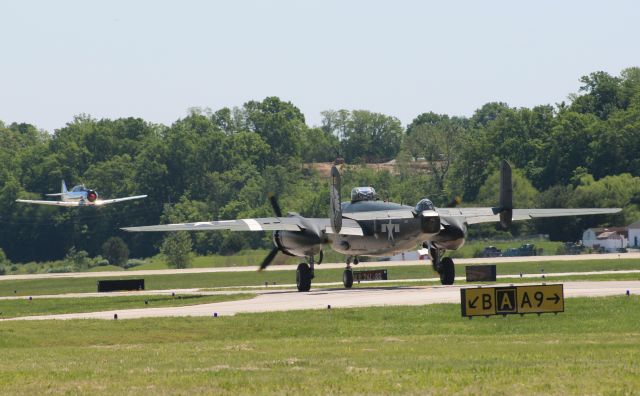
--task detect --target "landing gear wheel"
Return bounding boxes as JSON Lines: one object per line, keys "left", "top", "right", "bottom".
{"left": 296, "top": 263, "right": 312, "bottom": 292}
{"left": 439, "top": 257, "right": 455, "bottom": 285}
{"left": 343, "top": 269, "right": 353, "bottom": 289}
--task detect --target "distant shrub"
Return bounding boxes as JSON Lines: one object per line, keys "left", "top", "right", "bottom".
{"left": 102, "top": 237, "right": 129, "bottom": 267}
{"left": 0, "top": 248, "right": 8, "bottom": 266}
{"left": 96, "top": 259, "right": 110, "bottom": 267}
{"left": 64, "top": 247, "right": 90, "bottom": 271}
{"left": 123, "top": 259, "right": 146, "bottom": 269}
{"left": 0, "top": 266, "right": 5, "bottom": 276}
{"left": 10, "top": 265, "right": 18, "bottom": 272}
{"left": 47, "top": 266, "right": 73, "bottom": 273}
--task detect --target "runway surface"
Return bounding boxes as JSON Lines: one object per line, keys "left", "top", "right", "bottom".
{"left": 6, "top": 280, "right": 639, "bottom": 321}
{"left": 2, "top": 269, "right": 639, "bottom": 301}
{"left": 2, "top": 252, "right": 639, "bottom": 281}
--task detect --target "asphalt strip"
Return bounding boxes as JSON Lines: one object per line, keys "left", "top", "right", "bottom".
{"left": 4, "top": 280, "right": 640, "bottom": 321}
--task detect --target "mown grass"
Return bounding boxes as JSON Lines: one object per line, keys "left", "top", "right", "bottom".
{"left": 0, "top": 294, "right": 254, "bottom": 319}
{"left": 452, "top": 239, "right": 563, "bottom": 257}
{"left": 0, "top": 296, "right": 638, "bottom": 395}
{"left": 1, "top": 259, "right": 638, "bottom": 297}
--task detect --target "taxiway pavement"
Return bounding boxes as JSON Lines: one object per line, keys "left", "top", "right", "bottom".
{"left": 6, "top": 280, "right": 639, "bottom": 321}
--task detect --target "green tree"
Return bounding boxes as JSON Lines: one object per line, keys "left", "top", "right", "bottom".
{"left": 101, "top": 237, "right": 129, "bottom": 267}
{"left": 160, "top": 232, "right": 193, "bottom": 269}
{"left": 322, "top": 110, "right": 403, "bottom": 162}
{"left": 243, "top": 97, "right": 306, "bottom": 165}
{"left": 64, "top": 247, "right": 90, "bottom": 272}
{"left": 403, "top": 114, "right": 466, "bottom": 193}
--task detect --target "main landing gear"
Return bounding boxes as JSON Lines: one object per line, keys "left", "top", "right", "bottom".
{"left": 296, "top": 255, "right": 316, "bottom": 292}
{"left": 342, "top": 255, "right": 359, "bottom": 289}
{"left": 291, "top": 254, "right": 366, "bottom": 291}
{"left": 426, "top": 243, "right": 455, "bottom": 285}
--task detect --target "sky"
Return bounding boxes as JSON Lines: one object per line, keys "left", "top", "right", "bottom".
{"left": 1, "top": 0, "right": 639, "bottom": 132}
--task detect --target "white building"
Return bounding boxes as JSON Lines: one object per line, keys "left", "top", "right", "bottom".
{"left": 629, "top": 220, "right": 640, "bottom": 248}
{"left": 582, "top": 227, "right": 628, "bottom": 252}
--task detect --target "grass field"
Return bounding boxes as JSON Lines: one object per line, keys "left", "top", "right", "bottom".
{"left": 451, "top": 239, "right": 563, "bottom": 258}
{"left": 1, "top": 259, "right": 638, "bottom": 297}
{"left": 0, "top": 294, "right": 253, "bottom": 319}
{"left": 3, "top": 240, "right": 568, "bottom": 275}
{"left": 0, "top": 296, "right": 638, "bottom": 394}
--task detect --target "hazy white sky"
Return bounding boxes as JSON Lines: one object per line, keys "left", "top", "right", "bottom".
{"left": 1, "top": 1, "right": 639, "bottom": 132}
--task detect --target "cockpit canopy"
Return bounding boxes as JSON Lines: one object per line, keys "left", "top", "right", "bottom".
{"left": 71, "top": 185, "right": 86, "bottom": 192}
{"left": 351, "top": 187, "right": 377, "bottom": 202}
{"left": 415, "top": 198, "right": 435, "bottom": 212}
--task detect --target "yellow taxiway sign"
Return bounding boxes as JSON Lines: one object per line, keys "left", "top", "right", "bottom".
{"left": 460, "top": 284, "right": 564, "bottom": 317}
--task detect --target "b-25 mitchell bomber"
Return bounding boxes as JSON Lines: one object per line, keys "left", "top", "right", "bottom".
{"left": 123, "top": 161, "right": 620, "bottom": 291}
{"left": 16, "top": 180, "right": 147, "bottom": 207}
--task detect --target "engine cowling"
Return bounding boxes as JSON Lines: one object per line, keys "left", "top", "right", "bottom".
{"left": 86, "top": 190, "right": 98, "bottom": 202}
{"left": 273, "top": 230, "right": 322, "bottom": 258}
{"left": 420, "top": 210, "right": 441, "bottom": 234}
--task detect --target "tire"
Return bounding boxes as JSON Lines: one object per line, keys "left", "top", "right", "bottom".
{"left": 343, "top": 269, "right": 354, "bottom": 289}
{"left": 439, "top": 257, "right": 455, "bottom": 285}
{"left": 296, "top": 263, "right": 312, "bottom": 292}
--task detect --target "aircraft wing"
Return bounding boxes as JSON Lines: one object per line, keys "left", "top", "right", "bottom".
{"left": 122, "top": 217, "right": 305, "bottom": 232}
{"left": 436, "top": 207, "right": 622, "bottom": 225}
{"left": 342, "top": 209, "right": 415, "bottom": 221}
{"left": 122, "top": 216, "right": 365, "bottom": 236}
{"left": 94, "top": 195, "right": 147, "bottom": 206}
{"left": 15, "top": 199, "right": 82, "bottom": 207}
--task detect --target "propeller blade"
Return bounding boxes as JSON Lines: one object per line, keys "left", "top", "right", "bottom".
{"left": 259, "top": 246, "right": 280, "bottom": 271}
{"left": 329, "top": 165, "right": 342, "bottom": 234}
{"left": 268, "top": 192, "right": 283, "bottom": 217}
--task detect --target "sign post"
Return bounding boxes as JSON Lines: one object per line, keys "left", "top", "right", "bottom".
{"left": 460, "top": 284, "right": 564, "bottom": 318}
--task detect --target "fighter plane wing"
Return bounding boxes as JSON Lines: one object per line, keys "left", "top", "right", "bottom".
{"left": 436, "top": 207, "right": 622, "bottom": 225}
{"left": 15, "top": 199, "right": 83, "bottom": 207}
{"left": 94, "top": 195, "right": 148, "bottom": 206}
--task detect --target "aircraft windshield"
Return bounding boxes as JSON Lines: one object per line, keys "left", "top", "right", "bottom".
{"left": 415, "top": 198, "right": 434, "bottom": 212}
{"left": 71, "top": 185, "right": 85, "bottom": 192}
{"left": 351, "top": 187, "right": 377, "bottom": 202}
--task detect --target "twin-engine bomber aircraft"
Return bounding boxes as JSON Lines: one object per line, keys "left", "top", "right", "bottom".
{"left": 16, "top": 180, "right": 147, "bottom": 207}
{"left": 123, "top": 161, "right": 620, "bottom": 292}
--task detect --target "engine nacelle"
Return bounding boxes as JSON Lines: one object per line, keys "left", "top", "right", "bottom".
{"left": 420, "top": 210, "right": 441, "bottom": 234}
{"left": 273, "top": 230, "right": 322, "bottom": 258}
{"left": 86, "top": 190, "right": 98, "bottom": 202}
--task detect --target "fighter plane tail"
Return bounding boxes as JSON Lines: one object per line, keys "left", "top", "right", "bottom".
{"left": 46, "top": 180, "right": 68, "bottom": 197}
{"left": 499, "top": 160, "right": 513, "bottom": 228}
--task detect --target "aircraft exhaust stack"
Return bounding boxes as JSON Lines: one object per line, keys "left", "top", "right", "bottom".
{"left": 499, "top": 160, "right": 513, "bottom": 229}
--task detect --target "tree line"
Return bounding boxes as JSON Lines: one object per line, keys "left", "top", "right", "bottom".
{"left": 1, "top": 68, "right": 639, "bottom": 265}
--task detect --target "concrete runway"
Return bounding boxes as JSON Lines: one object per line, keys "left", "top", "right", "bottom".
{"left": 2, "top": 252, "right": 639, "bottom": 281}
{"left": 6, "top": 280, "right": 639, "bottom": 321}
{"left": 2, "top": 269, "right": 640, "bottom": 301}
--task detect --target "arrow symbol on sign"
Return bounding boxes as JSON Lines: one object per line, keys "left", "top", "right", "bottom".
{"left": 546, "top": 293, "right": 560, "bottom": 304}
{"left": 469, "top": 296, "right": 479, "bottom": 309}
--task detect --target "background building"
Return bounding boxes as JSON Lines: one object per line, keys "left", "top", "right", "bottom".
{"left": 582, "top": 226, "right": 629, "bottom": 252}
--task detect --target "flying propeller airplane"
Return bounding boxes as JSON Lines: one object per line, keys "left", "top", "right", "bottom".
{"left": 16, "top": 180, "right": 147, "bottom": 207}
{"left": 123, "top": 160, "right": 620, "bottom": 292}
